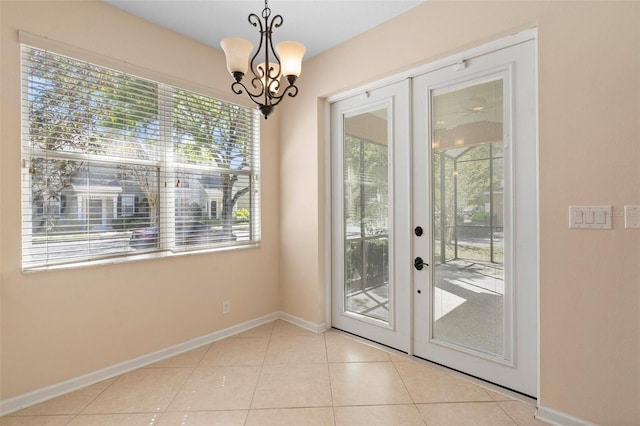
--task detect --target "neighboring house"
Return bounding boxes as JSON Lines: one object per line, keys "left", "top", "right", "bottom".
{"left": 199, "top": 174, "right": 224, "bottom": 220}
{"left": 61, "top": 182, "right": 123, "bottom": 228}
{"left": 35, "top": 172, "right": 228, "bottom": 234}
{"left": 176, "top": 174, "right": 224, "bottom": 220}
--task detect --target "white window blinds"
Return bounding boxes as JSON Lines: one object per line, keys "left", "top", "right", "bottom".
{"left": 21, "top": 45, "right": 260, "bottom": 270}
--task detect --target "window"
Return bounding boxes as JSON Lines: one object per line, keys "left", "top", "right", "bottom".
{"left": 21, "top": 45, "right": 260, "bottom": 270}
{"left": 118, "top": 194, "right": 137, "bottom": 218}
{"left": 209, "top": 200, "right": 218, "bottom": 219}
{"left": 342, "top": 109, "right": 390, "bottom": 322}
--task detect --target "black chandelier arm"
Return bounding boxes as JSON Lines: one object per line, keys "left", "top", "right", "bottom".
{"left": 279, "top": 83, "right": 299, "bottom": 100}
{"left": 250, "top": 73, "right": 263, "bottom": 92}
{"left": 267, "top": 78, "right": 281, "bottom": 95}
{"left": 265, "top": 83, "right": 299, "bottom": 107}
{"left": 284, "top": 84, "right": 299, "bottom": 98}
{"left": 230, "top": 80, "right": 268, "bottom": 104}
{"left": 247, "top": 13, "right": 265, "bottom": 79}
{"left": 269, "top": 14, "right": 283, "bottom": 31}
{"left": 267, "top": 15, "right": 283, "bottom": 80}
{"left": 251, "top": 72, "right": 280, "bottom": 95}
{"left": 230, "top": 79, "right": 299, "bottom": 114}
{"left": 248, "top": 12, "right": 262, "bottom": 30}
{"left": 248, "top": 67, "right": 279, "bottom": 98}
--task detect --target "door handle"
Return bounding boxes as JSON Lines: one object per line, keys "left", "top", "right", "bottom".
{"left": 414, "top": 257, "right": 428, "bottom": 270}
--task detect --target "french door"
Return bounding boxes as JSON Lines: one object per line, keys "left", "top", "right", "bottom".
{"left": 412, "top": 39, "right": 537, "bottom": 396}
{"left": 330, "top": 80, "right": 411, "bottom": 352}
{"left": 331, "top": 34, "right": 537, "bottom": 396}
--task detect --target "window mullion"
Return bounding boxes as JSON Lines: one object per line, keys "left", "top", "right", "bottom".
{"left": 159, "top": 83, "right": 175, "bottom": 251}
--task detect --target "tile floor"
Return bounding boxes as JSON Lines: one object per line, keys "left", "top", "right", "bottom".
{"left": 1, "top": 320, "right": 545, "bottom": 426}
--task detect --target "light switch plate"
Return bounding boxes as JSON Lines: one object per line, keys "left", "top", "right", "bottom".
{"left": 624, "top": 205, "right": 640, "bottom": 228}
{"left": 569, "top": 206, "right": 612, "bottom": 229}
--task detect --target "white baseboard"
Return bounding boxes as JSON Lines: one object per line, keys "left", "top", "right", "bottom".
{"left": 279, "top": 311, "right": 327, "bottom": 333}
{"left": 536, "top": 405, "right": 598, "bottom": 426}
{"left": 1, "top": 311, "right": 323, "bottom": 416}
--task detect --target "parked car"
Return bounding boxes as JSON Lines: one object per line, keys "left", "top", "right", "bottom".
{"left": 130, "top": 221, "right": 239, "bottom": 249}
{"left": 130, "top": 226, "right": 158, "bottom": 249}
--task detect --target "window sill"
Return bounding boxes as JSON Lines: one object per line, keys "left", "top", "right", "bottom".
{"left": 22, "top": 241, "right": 261, "bottom": 273}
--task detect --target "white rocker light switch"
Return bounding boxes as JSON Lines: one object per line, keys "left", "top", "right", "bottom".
{"left": 569, "top": 206, "right": 611, "bottom": 229}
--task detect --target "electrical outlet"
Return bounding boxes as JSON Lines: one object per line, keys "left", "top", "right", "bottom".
{"left": 222, "top": 300, "right": 231, "bottom": 315}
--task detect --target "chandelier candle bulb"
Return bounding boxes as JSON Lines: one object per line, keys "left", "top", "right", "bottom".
{"left": 220, "top": 37, "right": 253, "bottom": 78}
{"left": 276, "top": 41, "right": 306, "bottom": 78}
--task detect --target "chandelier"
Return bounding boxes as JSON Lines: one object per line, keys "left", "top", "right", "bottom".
{"left": 220, "top": 0, "right": 306, "bottom": 119}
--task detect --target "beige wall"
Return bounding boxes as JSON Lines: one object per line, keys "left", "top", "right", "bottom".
{"left": 279, "top": 1, "right": 640, "bottom": 424}
{"left": 2, "top": 0, "right": 639, "bottom": 424}
{"left": 0, "top": 1, "right": 280, "bottom": 398}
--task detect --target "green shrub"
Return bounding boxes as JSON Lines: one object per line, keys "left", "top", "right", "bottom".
{"left": 234, "top": 208, "right": 250, "bottom": 223}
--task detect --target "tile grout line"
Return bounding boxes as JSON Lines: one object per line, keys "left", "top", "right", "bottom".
{"left": 155, "top": 341, "right": 212, "bottom": 424}
{"left": 389, "top": 354, "right": 428, "bottom": 426}
{"left": 494, "top": 399, "right": 522, "bottom": 426}
{"left": 243, "top": 320, "right": 275, "bottom": 426}
{"left": 64, "top": 370, "right": 124, "bottom": 425}
{"left": 322, "top": 331, "right": 338, "bottom": 426}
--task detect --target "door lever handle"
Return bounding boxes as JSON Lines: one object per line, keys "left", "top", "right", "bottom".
{"left": 414, "top": 257, "right": 428, "bottom": 271}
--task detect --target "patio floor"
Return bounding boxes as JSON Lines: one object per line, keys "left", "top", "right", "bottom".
{"left": 345, "top": 259, "right": 504, "bottom": 356}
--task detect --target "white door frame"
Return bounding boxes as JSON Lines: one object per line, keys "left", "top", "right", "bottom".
{"left": 325, "top": 28, "right": 538, "bottom": 396}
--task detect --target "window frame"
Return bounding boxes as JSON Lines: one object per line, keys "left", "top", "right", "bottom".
{"left": 20, "top": 43, "right": 261, "bottom": 272}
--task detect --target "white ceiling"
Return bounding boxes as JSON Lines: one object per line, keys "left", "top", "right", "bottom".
{"left": 103, "top": 0, "right": 424, "bottom": 60}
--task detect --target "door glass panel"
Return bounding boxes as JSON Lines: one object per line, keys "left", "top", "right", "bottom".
{"left": 431, "top": 79, "right": 505, "bottom": 357}
{"left": 343, "top": 108, "right": 390, "bottom": 323}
